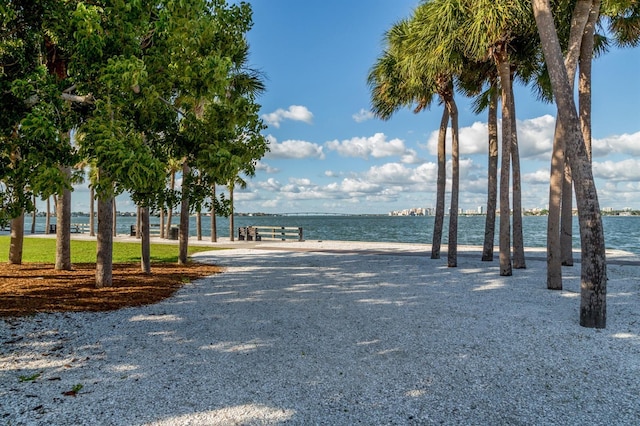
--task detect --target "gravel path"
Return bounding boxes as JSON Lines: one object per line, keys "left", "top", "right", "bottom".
{"left": 2, "top": 243, "right": 640, "bottom": 425}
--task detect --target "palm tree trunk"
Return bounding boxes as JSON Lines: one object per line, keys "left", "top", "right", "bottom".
{"left": 8, "top": 212, "right": 24, "bottom": 265}
{"left": 561, "top": 164, "right": 574, "bottom": 265}
{"left": 547, "top": 0, "right": 592, "bottom": 285}
{"left": 579, "top": 0, "right": 599, "bottom": 162}
{"left": 89, "top": 186, "right": 95, "bottom": 237}
{"left": 55, "top": 166, "right": 72, "bottom": 271}
{"left": 509, "top": 81, "right": 526, "bottom": 269}
{"left": 229, "top": 183, "right": 235, "bottom": 242}
{"left": 45, "top": 197, "right": 51, "bottom": 234}
{"left": 495, "top": 51, "right": 512, "bottom": 276}
{"left": 178, "top": 161, "right": 190, "bottom": 265}
{"left": 482, "top": 87, "right": 499, "bottom": 261}
{"left": 210, "top": 184, "right": 217, "bottom": 243}
{"left": 30, "top": 195, "right": 36, "bottom": 234}
{"left": 140, "top": 206, "right": 151, "bottom": 274}
{"left": 166, "top": 171, "right": 175, "bottom": 239}
{"left": 431, "top": 106, "right": 449, "bottom": 259}
{"left": 533, "top": 0, "right": 607, "bottom": 328}
{"left": 547, "top": 119, "right": 564, "bottom": 290}
{"left": 196, "top": 211, "right": 202, "bottom": 241}
{"left": 136, "top": 206, "right": 141, "bottom": 239}
{"left": 159, "top": 208, "right": 165, "bottom": 239}
{"left": 112, "top": 197, "right": 117, "bottom": 237}
{"left": 96, "top": 194, "right": 114, "bottom": 288}
{"left": 446, "top": 96, "right": 459, "bottom": 268}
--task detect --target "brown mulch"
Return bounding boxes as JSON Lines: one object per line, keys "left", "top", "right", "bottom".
{"left": 0, "top": 262, "right": 223, "bottom": 317}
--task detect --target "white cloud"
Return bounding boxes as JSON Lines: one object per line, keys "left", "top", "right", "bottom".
{"left": 255, "top": 161, "right": 279, "bottom": 174}
{"left": 352, "top": 108, "right": 375, "bottom": 123}
{"left": 325, "top": 133, "right": 408, "bottom": 159}
{"left": 425, "top": 115, "right": 556, "bottom": 159}
{"left": 365, "top": 163, "right": 413, "bottom": 185}
{"left": 592, "top": 131, "right": 640, "bottom": 157}
{"left": 516, "top": 114, "right": 555, "bottom": 159}
{"left": 523, "top": 169, "right": 552, "bottom": 185}
{"left": 593, "top": 159, "right": 640, "bottom": 182}
{"left": 261, "top": 105, "right": 314, "bottom": 128}
{"left": 266, "top": 135, "right": 325, "bottom": 159}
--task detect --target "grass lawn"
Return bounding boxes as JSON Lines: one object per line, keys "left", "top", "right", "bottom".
{"left": 0, "top": 236, "right": 221, "bottom": 264}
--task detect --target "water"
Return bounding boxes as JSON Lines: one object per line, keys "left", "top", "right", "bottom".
{"left": 21, "top": 214, "right": 640, "bottom": 255}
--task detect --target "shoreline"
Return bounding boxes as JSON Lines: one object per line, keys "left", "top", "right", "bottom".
{"left": 9, "top": 232, "right": 640, "bottom": 265}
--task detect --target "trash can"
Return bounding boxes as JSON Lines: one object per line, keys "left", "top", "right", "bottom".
{"left": 169, "top": 227, "right": 179, "bottom": 240}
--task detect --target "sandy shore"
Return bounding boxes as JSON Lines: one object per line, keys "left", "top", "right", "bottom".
{"left": 2, "top": 240, "right": 639, "bottom": 425}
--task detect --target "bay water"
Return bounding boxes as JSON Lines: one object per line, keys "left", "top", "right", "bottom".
{"left": 25, "top": 214, "right": 640, "bottom": 255}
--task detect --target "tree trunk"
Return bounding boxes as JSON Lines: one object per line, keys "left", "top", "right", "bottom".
{"left": 140, "top": 206, "right": 151, "bottom": 274}
{"left": 89, "top": 186, "right": 95, "bottom": 237}
{"left": 112, "top": 197, "right": 117, "bottom": 237}
{"left": 55, "top": 166, "right": 72, "bottom": 271}
{"left": 579, "top": 0, "right": 599, "bottom": 162}
{"left": 196, "top": 211, "right": 202, "bottom": 241}
{"left": 446, "top": 95, "right": 459, "bottom": 268}
{"left": 8, "top": 212, "right": 24, "bottom": 265}
{"left": 431, "top": 107, "right": 449, "bottom": 259}
{"left": 482, "top": 86, "right": 499, "bottom": 261}
{"left": 495, "top": 51, "right": 512, "bottom": 276}
{"left": 45, "top": 197, "right": 51, "bottom": 235}
{"left": 210, "top": 184, "right": 217, "bottom": 243}
{"left": 229, "top": 183, "right": 235, "bottom": 242}
{"left": 30, "top": 195, "right": 36, "bottom": 234}
{"left": 547, "top": 119, "right": 564, "bottom": 290}
{"left": 159, "top": 208, "right": 165, "bottom": 239}
{"left": 136, "top": 206, "right": 141, "bottom": 239}
{"left": 96, "top": 194, "right": 114, "bottom": 288}
{"left": 561, "top": 164, "right": 574, "bottom": 265}
{"left": 547, "top": 0, "right": 592, "bottom": 285}
{"left": 166, "top": 170, "right": 175, "bottom": 239}
{"left": 533, "top": 0, "right": 607, "bottom": 328}
{"left": 178, "top": 161, "right": 190, "bottom": 265}
{"left": 509, "top": 80, "right": 526, "bottom": 269}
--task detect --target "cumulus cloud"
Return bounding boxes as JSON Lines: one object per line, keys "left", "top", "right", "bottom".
{"left": 425, "top": 115, "right": 556, "bottom": 159}
{"left": 352, "top": 108, "right": 375, "bottom": 123}
{"left": 523, "top": 169, "right": 552, "bottom": 185}
{"left": 261, "top": 105, "right": 314, "bottom": 128}
{"left": 592, "top": 131, "right": 640, "bottom": 158}
{"left": 255, "top": 161, "right": 279, "bottom": 174}
{"left": 325, "top": 133, "right": 408, "bottom": 159}
{"left": 426, "top": 121, "right": 489, "bottom": 156}
{"left": 364, "top": 163, "right": 413, "bottom": 185}
{"left": 593, "top": 159, "right": 640, "bottom": 181}
{"left": 516, "top": 114, "right": 555, "bottom": 159}
{"left": 266, "top": 135, "right": 325, "bottom": 159}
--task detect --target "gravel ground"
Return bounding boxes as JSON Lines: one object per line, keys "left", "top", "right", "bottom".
{"left": 2, "top": 242, "right": 640, "bottom": 425}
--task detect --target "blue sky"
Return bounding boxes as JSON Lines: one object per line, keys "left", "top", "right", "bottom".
{"left": 66, "top": 1, "right": 640, "bottom": 214}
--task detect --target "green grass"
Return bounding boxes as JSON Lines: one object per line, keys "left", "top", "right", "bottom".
{"left": 0, "top": 236, "right": 222, "bottom": 264}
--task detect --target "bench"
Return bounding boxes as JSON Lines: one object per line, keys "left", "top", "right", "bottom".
{"left": 238, "top": 226, "right": 303, "bottom": 242}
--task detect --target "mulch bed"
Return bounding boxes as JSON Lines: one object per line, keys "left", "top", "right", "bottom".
{"left": 0, "top": 262, "right": 223, "bottom": 317}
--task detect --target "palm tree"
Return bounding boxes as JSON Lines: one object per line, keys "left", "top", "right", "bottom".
{"left": 460, "top": 0, "right": 535, "bottom": 274}
{"left": 458, "top": 60, "right": 500, "bottom": 261}
{"left": 533, "top": 0, "right": 607, "bottom": 328}
{"left": 368, "top": 16, "right": 456, "bottom": 262}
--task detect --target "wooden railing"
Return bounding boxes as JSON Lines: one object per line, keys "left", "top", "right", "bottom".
{"left": 238, "top": 226, "right": 303, "bottom": 242}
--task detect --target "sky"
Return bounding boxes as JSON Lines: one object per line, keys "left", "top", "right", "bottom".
{"left": 64, "top": 0, "right": 640, "bottom": 214}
